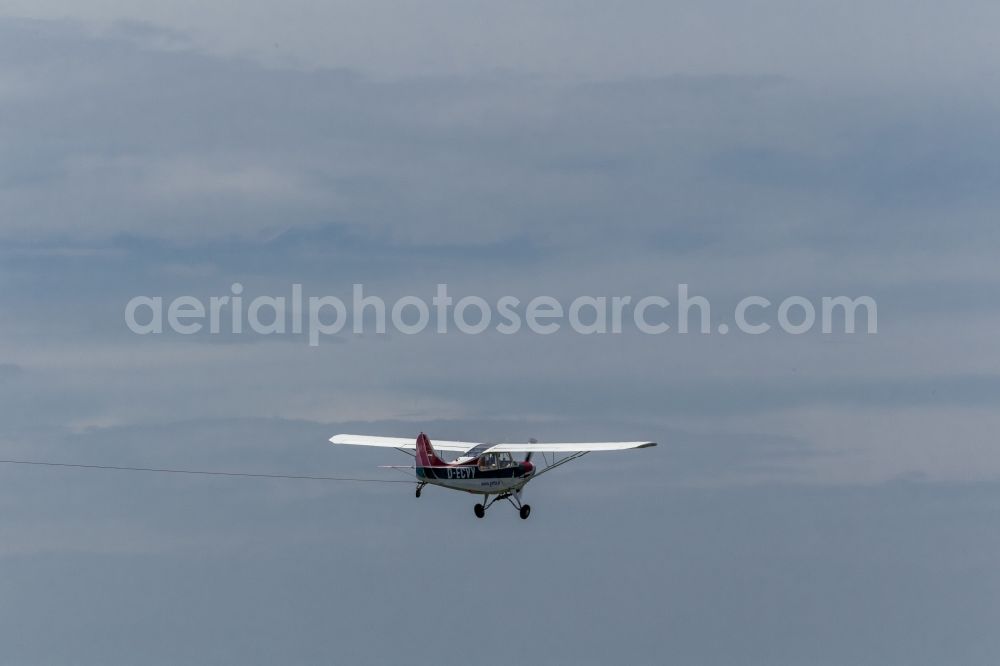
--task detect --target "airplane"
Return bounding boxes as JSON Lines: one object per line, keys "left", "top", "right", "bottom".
{"left": 329, "top": 432, "right": 656, "bottom": 519}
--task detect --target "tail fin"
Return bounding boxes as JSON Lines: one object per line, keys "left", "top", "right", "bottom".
{"left": 415, "top": 432, "right": 446, "bottom": 467}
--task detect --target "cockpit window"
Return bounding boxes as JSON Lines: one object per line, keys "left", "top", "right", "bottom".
{"left": 478, "top": 451, "right": 517, "bottom": 470}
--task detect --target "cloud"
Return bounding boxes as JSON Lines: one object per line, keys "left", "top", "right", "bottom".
{"left": 2, "top": 17, "right": 999, "bottom": 258}
{"left": 9, "top": 1, "right": 1000, "bottom": 88}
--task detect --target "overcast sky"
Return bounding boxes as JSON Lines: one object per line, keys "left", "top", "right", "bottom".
{"left": 1, "top": 3, "right": 999, "bottom": 665}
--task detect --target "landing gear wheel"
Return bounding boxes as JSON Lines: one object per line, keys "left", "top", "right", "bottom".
{"left": 474, "top": 503, "right": 486, "bottom": 519}
{"left": 519, "top": 504, "right": 531, "bottom": 520}
{"left": 415, "top": 486, "right": 422, "bottom": 498}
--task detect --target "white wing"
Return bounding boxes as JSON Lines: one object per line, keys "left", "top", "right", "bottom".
{"left": 330, "top": 434, "right": 656, "bottom": 455}
{"left": 329, "top": 434, "right": 477, "bottom": 453}
{"left": 487, "top": 441, "right": 656, "bottom": 453}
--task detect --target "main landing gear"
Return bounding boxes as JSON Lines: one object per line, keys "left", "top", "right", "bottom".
{"left": 474, "top": 492, "right": 532, "bottom": 520}
{"left": 415, "top": 482, "right": 426, "bottom": 498}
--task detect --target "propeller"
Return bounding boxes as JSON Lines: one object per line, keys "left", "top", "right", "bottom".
{"left": 525, "top": 438, "right": 538, "bottom": 463}
{"left": 517, "top": 439, "right": 537, "bottom": 518}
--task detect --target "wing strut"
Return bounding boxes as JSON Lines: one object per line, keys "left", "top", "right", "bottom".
{"left": 532, "top": 451, "right": 589, "bottom": 479}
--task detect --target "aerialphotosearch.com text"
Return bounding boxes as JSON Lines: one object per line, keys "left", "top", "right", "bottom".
{"left": 124, "top": 283, "right": 877, "bottom": 346}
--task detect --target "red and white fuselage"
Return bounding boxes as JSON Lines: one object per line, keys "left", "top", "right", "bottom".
{"left": 414, "top": 433, "right": 534, "bottom": 494}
